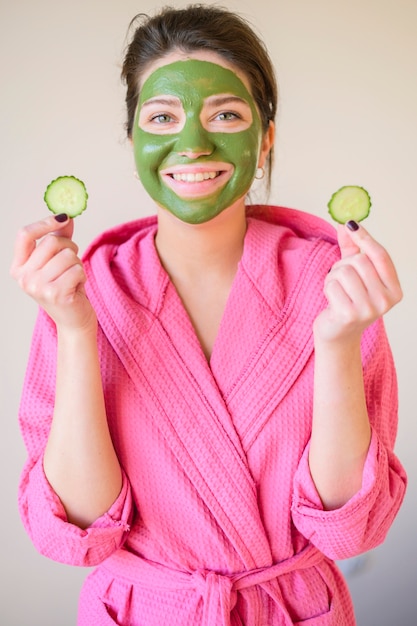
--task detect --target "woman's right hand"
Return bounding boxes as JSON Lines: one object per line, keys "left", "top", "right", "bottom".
{"left": 10, "top": 214, "right": 96, "bottom": 332}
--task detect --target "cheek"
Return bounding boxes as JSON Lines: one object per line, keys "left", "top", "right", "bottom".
{"left": 133, "top": 132, "right": 174, "bottom": 168}
{"left": 223, "top": 129, "right": 261, "bottom": 169}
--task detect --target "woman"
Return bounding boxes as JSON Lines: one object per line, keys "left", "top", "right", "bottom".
{"left": 11, "top": 5, "right": 406, "bottom": 624}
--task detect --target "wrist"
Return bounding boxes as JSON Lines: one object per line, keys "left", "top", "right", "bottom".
{"left": 56, "top": 313, "right": 98, "bottom": 343}
{"left": 313, "top": 329, "right": 363, "bottom": 363}
{"left": 313, "top": 316, "right": 364, "bottom": 350}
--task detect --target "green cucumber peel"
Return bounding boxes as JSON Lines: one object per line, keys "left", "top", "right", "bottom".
{"left": 44, "top": 175, "right": 88, "bottom": 217}
{"left": 328, "top": 185, "right": 371, "bottom": 224}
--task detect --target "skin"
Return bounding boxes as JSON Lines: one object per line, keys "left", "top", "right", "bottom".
{"left": 135, "top": 51, "right": 274, "bottom": 359}
{"left": 310, "top": 224, "right": 402, "bottom": 507}
{"left": 10, "top": 50, "right": 402, "bottom": 527}
{"left": 133, "top": 59, "right": 264, "bottom": 224}
{"left": 10, "top": 217, "right": 122, "bottom": 527}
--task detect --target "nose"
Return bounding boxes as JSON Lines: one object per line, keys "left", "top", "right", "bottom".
{"left": 175, "top": 115, "right": 214, "bottom": 158}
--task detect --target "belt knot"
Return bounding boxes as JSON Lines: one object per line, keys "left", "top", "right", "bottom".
{"left": 192, "top": 569, "right": 237, "bottom": 624}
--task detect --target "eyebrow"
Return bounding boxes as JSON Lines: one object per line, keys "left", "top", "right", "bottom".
{"left": 141, "top": 97, "right": 182, "bottom": 108}
{"left": 205, "top": 95, "right": 250, "bottom": 107}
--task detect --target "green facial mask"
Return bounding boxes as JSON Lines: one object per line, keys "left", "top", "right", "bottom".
{"left": 132, "top": 59, "right": 263, "bottom": 224}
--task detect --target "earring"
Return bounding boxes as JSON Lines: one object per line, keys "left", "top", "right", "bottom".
{"left": 255, "top": 166, "right": 265, "bottom": 180}
{"left": 133, "top": 170, "right": 139, "bottom": 179}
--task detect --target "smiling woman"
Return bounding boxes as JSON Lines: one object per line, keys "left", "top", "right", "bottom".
{"left": 10, "top": 4, "right": 407, "bottom": 626}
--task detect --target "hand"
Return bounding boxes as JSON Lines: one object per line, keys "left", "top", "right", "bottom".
{"left": 314, "top": 221, "right": 403, "bottom": 343}
{"left": 10, "top": 215, "right": 96, "bottom": 332}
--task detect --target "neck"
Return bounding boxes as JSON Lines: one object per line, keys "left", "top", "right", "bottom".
{"left": 155, "top": 200, "right": 248, "bottom": 285}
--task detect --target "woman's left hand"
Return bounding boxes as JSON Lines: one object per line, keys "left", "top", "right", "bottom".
{"left": 314, "top": 221, "right": 403, "bottom": 343}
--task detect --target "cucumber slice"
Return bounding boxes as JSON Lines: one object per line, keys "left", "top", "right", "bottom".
{"left": 327, "top": 185, "right": 371, "bottom": 224}
{"left": 44, "top": 175, "right": 88, "bottom": 217}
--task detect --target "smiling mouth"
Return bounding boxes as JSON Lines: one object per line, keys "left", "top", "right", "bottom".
{"left": 160, "top": 165, "right": 232, "bottom": 198}
{"left": 171, "top": 171, "right": 220, "bottom": 183}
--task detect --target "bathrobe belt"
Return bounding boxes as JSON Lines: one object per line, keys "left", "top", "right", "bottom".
{"left": 103, "top": 543, "right": 324, "bottom": 625}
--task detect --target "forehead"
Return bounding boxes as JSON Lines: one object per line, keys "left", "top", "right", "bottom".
{"left": 140, "top": 49, "right": 251, "bottom": 88}
{"left": 139, "top": 54, "right": 254, "bottom": 104}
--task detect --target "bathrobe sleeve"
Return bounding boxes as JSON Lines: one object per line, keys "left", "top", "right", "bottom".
{"left": 17, "top": 309, "right": 133, "bottom": 567}
{"left": 291, "top": 317, "right": 407, "bottom": 560}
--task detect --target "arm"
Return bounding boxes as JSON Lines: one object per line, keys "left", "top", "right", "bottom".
{"left": 309, "top": 221, "right": 403, "bottom": 510}
{"left": 11, "top": 215, "right": 122, "bottom": 529}
{"left": 292, "top": 317, "right": 407, "bottom": 559}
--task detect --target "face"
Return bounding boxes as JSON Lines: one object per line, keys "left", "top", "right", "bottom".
{"left": 132, "top": 53, "right": 270, "bottom": 224}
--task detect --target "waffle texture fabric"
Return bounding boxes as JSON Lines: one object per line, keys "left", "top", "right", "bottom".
{"left": 18, "top": 206, "right": 407, "bottom": 625}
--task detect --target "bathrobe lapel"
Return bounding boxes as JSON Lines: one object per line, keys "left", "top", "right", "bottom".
{"left": 84, "top": 232, "right": 272, "bottom": 569}
{"left": 210, "top": 216, "right": 340, "bottom": 452}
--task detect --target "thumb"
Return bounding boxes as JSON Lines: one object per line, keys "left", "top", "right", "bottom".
{"left": 337, "top": 222, "right": 361, "bottom": 259}
{"left": 51, "top": 215, "right": 75, "bottom": 239}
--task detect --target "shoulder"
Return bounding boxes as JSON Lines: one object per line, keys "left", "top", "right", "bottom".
{"left": 82, "top": 215, "right": 165, "bottom": 311}
{"left": 245, "top": 205, "right": 340, "bottom": 272}
{"left": 82, "top": 215, "right": 158, "bottom": 263}
{"left": 246, "top": 205, "right": 338, "bottom": 246}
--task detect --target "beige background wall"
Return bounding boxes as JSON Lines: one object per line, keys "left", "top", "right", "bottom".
{"left": 1, "top": 0, "right": 416, "bottom": 623}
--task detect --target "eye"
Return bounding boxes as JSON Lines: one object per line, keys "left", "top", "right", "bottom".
{"left": 214, "top": 111, "right": 241, "bottom": 122}
{"left": 150, "top": 113, "right": 175, "bottom": 124}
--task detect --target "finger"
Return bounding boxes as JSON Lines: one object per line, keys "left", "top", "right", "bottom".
{"left": 41, "top": 258, "right": 86, "bottom": 302}
{"left": 23, "top": 250, "right": 85, "bottom": 302}
{"left": 325, "top": 266, "right": 369, "bottom": 309}
{"left": 39, "top": 247, "right": 83, "bottom": 285}
{"left": 327, "top": 251, "right": 378, "bottom": 292}
{"left": 341, "top": 221, "right": 402, "bottom": 297}
{"left": 337, "top": 223, "right": 360, "bottom": 259}
{"left": 23, "top": 235, "right": 80, "bottom": 276}
{"left": 327, "top": 253, "right": 399, "bottom": 321}
{"left": 51, "top": 217, "right": 74, "bottom": 239}
{"left": 11, "top": 214, "right": 72, "bottom": 270}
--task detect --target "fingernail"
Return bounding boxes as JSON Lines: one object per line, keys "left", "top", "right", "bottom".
{"left": 54, "top": 213, "right": 68, "bottom": 223}
{"left": 346, "top": 220, "right": 359, "bottom": 231}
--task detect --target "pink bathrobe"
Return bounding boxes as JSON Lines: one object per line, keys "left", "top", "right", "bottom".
{"left": 18, "top": 206, "right": 407, "bottom": 625}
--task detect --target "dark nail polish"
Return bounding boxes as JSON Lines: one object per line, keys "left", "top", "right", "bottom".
{"left": 346, "top": 220, "right": 359, "bottom": 231}
{"left": 54, "top": 213, "right": 68, "bottom": 223}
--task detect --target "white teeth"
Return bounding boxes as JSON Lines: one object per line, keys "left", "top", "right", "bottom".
{"left": 172, "top": 171, "right": 219, "bottom": 182}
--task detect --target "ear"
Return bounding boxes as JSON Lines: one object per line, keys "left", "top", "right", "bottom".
{"left": 258, "top": 121, "right": 275, "bottom": 168}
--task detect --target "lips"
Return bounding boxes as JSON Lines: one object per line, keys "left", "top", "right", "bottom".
{"left": 159, "top": 164, "right": 233, "bottom": 198}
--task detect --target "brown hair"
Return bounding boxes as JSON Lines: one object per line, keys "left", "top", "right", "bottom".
{"left": 121, "top": 4, "right": 278, "bottom": 186}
